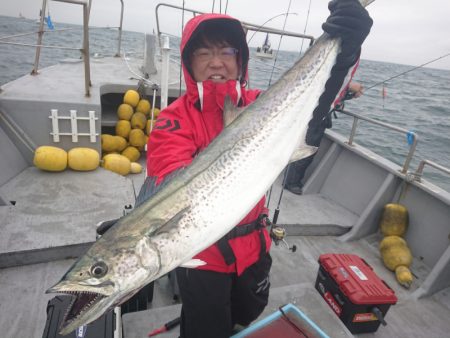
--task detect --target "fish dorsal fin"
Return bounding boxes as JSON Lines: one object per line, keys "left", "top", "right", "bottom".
{"left": 223, "top": 95, "right": 245, "bottom": 127}
{"left": 289, "top": 145, "right": 318, "bottom": 163}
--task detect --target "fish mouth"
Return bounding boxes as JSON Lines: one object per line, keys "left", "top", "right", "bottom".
{"left": 59, "top": 291, "right": 106, "bottom": 333}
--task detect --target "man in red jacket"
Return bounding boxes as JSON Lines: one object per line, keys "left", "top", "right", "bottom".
{"left": 137, "top": 1, "right": 372, "bottom": 337}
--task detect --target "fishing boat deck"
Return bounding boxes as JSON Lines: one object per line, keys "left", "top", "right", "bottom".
{"left": 1, "top": 127, "right": 450, "bottom": 337}
{"left": 121, "top": 235, "right": 450, "bottom": 338}
{"left": 268, "top": 175, "right": 356, "bottom": 236}
{"left": 1, "top": 10, "right": 450, "bottom": 337}
{"left": 0, "top": 49, "right": 179, "bottom": 267}
{"left": 0, "top": 55, "right": 180, "bottom": 104}
{"left": 0, "top": 166, "right": 140, "bottom": 267}
{"left": 2, "top": 204, "right": 449, "bottom": 338}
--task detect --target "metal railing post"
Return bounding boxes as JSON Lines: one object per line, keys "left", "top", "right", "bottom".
{"left": 82, "top": 1, "right": 91, "bottom": 96}
{"left": 414, "top": 160, "right": 450, "bottom": 182}
{"left": 401, "top": 132, "right": 417, "bottom": 174}
{"left": 340, "top": 109, "right": 419, "bottom": 174}
{"left": 51, "top": 0, "right": 91, "bottom": 96}
{"left": 116, "top": 0, "right": 124, "bottom": 57}
{"left": 160, "top": 35, "right": 171, "bottom": 110}
{"left": 348, "top": 117, "right": 359, "bottom": 146}
{"left": 31, "top": 0, "right": 48, "bottom": 75}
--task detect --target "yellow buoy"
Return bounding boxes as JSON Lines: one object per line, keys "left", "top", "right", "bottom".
{"left": 395, "top": 265, "right": 413, "bottom": 288}
{"left": 101, "top": 134, "right": 118, "bottom": 152}
{"left": 33, "top": 145, "right": 68, "bottom": 172}
{"left": 379, "top": 236, "right": 412, "bottom": 275}
{"left": 130, "top": 162, "right": 143, "bottom": 174}
{"left": 115, "top": 120, "right": 132, "bottom": 139}
{"left": 121, "top": 146, "right": 141, "bottom": 162}
{"left": 380, "top": 203, "right": 409, "bottom": 237}
{"left": 129, "top": 128, "right": 146, "bottom": 147}
{"left": 117, "top": 103, "right": 134, "bottom": 121}
{"left": 101, "top": 153, "right": 131, "bottom": 176}
{"left": 379, "top": 235, "right": 407, "bottom": 253}
{"left": 102, "top": 151, "right": 119, "bottom": 157}
{"left": 68, "top": 147, "right": 100, "bottom": 171}
{"left": 381, "top": 244, "right": 412, "bottom": 271}
{"left": 114, "top": 135, "right": 128, "bottom": 152}
{"left": 130, "top": 112, "right": 147, "bottom": 130}
{"left": 123, "top": 89, "right": 140, "bottom": 107}
{"left": 151, "top": 107, "right": 161, "bottom": 119}
{"left": 136, "top": 99, "right": 151, "bottom": 115}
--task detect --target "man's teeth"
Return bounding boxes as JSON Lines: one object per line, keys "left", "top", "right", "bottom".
{"left": 210, "top": 75, "right": 224, "bottom": 79}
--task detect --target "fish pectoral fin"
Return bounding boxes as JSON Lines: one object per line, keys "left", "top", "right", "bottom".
{"left": 289, "top": 145, "right": 318, "bottom": 163}
{"left": 179, "top": 259, "right": 207, "bottom": 268}
{"left": 223, "top": 95, "right": 245, "bottom": 127}
{"left": 150, "top": 206, "right": 190, "bottom": 237}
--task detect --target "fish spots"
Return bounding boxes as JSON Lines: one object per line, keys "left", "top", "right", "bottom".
{"left": 115, "top": 251, "right": 139, "bottom": 277}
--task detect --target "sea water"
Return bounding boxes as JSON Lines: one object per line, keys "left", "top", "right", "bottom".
{"left": 1, "top": 15, "right": 449, "bottom": 192}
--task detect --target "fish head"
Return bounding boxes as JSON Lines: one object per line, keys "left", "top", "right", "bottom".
{"left": 46, "top": 234, "right": 161, "bottom": 335}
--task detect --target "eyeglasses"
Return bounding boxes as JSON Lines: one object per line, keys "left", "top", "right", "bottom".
{"left": 192, "top": 47, "right": 239, "bottom": 62}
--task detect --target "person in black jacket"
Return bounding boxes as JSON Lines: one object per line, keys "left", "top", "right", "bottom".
{"left": 284, "top": 81, "right": 365, "bottom": 195}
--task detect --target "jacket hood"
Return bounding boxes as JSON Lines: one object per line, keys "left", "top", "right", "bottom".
{"left": 180, "top": 13, "right": 250, "bottom": 104}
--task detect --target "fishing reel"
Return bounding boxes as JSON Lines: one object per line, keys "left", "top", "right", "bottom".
{"left": 270, "top": 224, "right": 296, "bottom": 252}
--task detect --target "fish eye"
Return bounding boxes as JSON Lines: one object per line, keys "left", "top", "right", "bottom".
{"left": 90, "top": 261, "right": 108, "bottom": 278}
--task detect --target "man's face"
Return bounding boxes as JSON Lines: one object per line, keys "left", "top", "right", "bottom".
{"left": 190, "top": 42, "right": 240, "bottom": 83}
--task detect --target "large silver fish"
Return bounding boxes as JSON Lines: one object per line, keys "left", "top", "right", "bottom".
{"left": 47, "top": 0, "right": 373, "bottom": 334}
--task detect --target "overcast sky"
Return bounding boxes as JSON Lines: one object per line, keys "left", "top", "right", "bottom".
{"left": 2, "top": 0, "right": 450, "bottom": 70}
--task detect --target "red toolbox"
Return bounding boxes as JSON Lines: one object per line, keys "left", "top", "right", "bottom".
{"left": 315, "top": 253, "right": 397, "bottom": 334}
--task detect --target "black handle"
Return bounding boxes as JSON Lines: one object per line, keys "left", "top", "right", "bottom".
{"left": 165, "top": 317, "right": 181, "bottom": 330}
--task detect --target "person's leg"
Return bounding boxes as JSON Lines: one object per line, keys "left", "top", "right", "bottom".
{"left": 230, "top": 253, "right": 272, "bottom": 327}
{"left": 284, "top": 154, "right": 316, "bottom": 194}
{"left": 176, "top": 267, "right": 233, "bottom": 338}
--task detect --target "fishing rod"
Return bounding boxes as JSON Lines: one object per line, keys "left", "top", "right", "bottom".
{"left": 268, "top": 0, "right": 294, "bottom": 87}
{"left": 246, "top": 12, "right": 299, "bottom": 45}
{"left": 298, "top": 0, "right": 313, "bottom": 56}
{"left": 364, "top": 52, "right": 450, "bottom": 91}
{"left": 265, "top": 2, "right": 295, "bottom": 210}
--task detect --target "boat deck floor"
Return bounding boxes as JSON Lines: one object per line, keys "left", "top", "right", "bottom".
{"left": 266, "top": 174, "right": 356, "bottom": 235}
{"left": 0, "top": 170, "right": 354, "bottom": 269}
{"left": 0, "top": 56, "right": 181, "bottom": 105}
{"left": 0, "top": 163, "right": 146, "bottom": 268}
{"left": 2, "top": 235, "right": 450, "bottom": 338}
{"left": 122, "top": 235, "right": 450, "bottom": 338}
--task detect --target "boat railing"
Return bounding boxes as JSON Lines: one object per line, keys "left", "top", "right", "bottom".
{"left": 0, "top": 0, "right": 126, "bottom": 97}
{"left": 155, "top": 3, "right": 315, "bottom": 49}
{"left": 48, "top": 0, "right": 92, "bottom": 97}
{"left": 413, "top": 159, "right": 450, "bottom": 183}
{"left": 339, "top": 109, "right": 418, "bottom": 174}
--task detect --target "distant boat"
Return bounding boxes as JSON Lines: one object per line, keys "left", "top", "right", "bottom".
{"left": 256, "top": 33, "right": 274, "bottom": 59}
